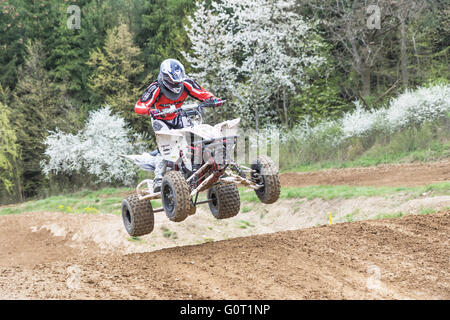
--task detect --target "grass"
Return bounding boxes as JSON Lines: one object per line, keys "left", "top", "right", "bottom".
{"left": 280, "top": 119, "right": 450, "bottom": 173}
{"left": 338, "top": 206, "right": 442, "bottom": 224}
{"left": 161, "top": 226, "right": 178, "bottom": 239}
{"left": 284, "top": 142, "right": 450, "bottom": 173}
{"left": 240, "top": 182, "right": 450, "bottom": 202}
{"left": 373, "top": 205, "right": 445, "bottom": 220}
{"left": 0, "top": 186, "right": 166, "bottom": 216}
{"left": 127, "top": 236, "right": 144, "bottom": 243}
{"left": 0, "top": 188, "right": 132, "bottom": 216}
{"left": 418, "top": 208, "right": 436, "bottom": 215}
{"left": 342, "top": 209, "right": 361, "bottom": 223}
{"left": 343, "top": 213, "right": 354, "bottom": 223}
{"left": 1, "top": 182, "right": 448, "bottom": 216}
{"left": 236, "top": 219, "right": 254, "bottom": 229}
{"left": 374, "top": 212, "right": 406, "bottom": 219}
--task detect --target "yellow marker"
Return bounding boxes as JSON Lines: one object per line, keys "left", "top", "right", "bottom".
{"left": 329, "top": 212, "right": 333, "bottom": 225}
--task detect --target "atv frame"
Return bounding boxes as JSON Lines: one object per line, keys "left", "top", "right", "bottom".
{"left": 121, "top": 101, "right": 280, "bottom": 236}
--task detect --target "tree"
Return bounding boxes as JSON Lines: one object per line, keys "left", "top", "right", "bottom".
{"left": 0, "top": 0, "right": 29, "bottom": 89}
{"left": 297, "top": 0, "right": 439, "bottom": 102}
{"left": 87, "top": 23, "right": 150, "bottom": 133}
{"left": 48, "top": 0, "right": 146, "bottom": 107}
{"left": 184, "top": 0, "right": 325, "bottom": 129}
{"left": 137, "top": 0, "right": 196, "bottom": 79}
{"left": 0, "top": 0, "right": 63, "bottom": 89}
{"left": 11, "top": 41, "right": 63, "bottom": 198}
{"left": 389, "top": 0, "right": 427, "bottom": 90}
{"left": 301, "top": 0, "right": 403, "bottom": 98}
{"left": 405, "top": 0, "right": 449, "bottom": 85}
{"left": 0, "top": 101, "right": 19, "bottom": 195}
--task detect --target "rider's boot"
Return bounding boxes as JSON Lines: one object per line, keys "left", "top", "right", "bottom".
{"left": 153, "top": 178, "right": 162, "bottom": 193}
{"left": 153, "top": 154, "right": 164, "bottom": 193}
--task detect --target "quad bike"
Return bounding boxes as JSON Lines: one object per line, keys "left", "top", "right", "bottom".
{"left": 121, "top": 101, "right": 280, "bottom": 236}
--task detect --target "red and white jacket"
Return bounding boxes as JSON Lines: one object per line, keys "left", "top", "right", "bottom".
{"left": 134, "top": 79, "right": 215, "bottom": 121}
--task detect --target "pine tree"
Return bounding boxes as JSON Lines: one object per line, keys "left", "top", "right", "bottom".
{"left": 87, "top": 23, "right": 150, "bottom": 133}
{"left": 11, "top": 41, "right": 62, "bottom": 198}
{"left": 47, "top": 9, "right": 89, "bottom": 106}
{"left": 0, "top": 101, "right": 19, "bottom": 196}
{"left": 47, "top": 0, "right": 137, "bottom": 107}
{"left": 0, "top": 0, "right": 28, "bottom": 89}
{"left": 137, "top": 0, "right": 196, "bottom": 77}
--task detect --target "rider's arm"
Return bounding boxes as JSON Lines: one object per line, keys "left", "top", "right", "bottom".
{"left": 134, "top": 82, "right": 161, "bottom": 116}
{"left": 183, "top": 79, "right": 215, "bottom": 102}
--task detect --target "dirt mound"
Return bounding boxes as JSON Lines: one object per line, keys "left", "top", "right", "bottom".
{"left": 1, "top": 161, "right": 448, "bottom": 299}
{"left": 0, "top": 210, "right": 448, "bottom": 299}
{"left": 280, "top": 160, "right": 450, "bottom": 187}
{"left": 1, "top": 194, "right": 448, "bottom": 264}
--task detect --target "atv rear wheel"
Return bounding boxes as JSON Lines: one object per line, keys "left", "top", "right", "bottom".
{"left": 207, "top": 183, "right": 240, "bottom": 219}
{"left": 251, "top": 155, "right": 280, "bottom": 204}
{"left": 121, "top": 194, "right": 154, "bottom": 236}
{"left": 161, "top": 171, "right": 195, "bottom": 222}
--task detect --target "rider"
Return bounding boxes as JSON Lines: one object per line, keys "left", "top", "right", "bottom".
{"left": 134, "top": 58, "right": 222, "bottom": 192}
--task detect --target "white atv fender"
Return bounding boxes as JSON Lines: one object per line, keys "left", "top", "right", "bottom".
{"left": 214, "top": 118, "right": 240, "bottom": 137}
{"left": 155, "top": 130, "right": 191, "bottom": 170}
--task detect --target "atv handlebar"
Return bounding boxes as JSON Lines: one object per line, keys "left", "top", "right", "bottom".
{"left": 150, "top": 100, "right": 225, "bottom": 119}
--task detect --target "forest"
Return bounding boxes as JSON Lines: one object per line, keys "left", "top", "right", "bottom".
{"left": 0, "top": 0, "right": 448, "bottom": 204}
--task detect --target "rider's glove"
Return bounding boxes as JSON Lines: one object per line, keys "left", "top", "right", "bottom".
{"left": 214, "top": 98, "right": 223, "bottom": 107}
{"left": 205, "top": 97, "right": 223, "bottom": 107}
{"left": 149, "top": 109, "right": 159, "bottom": 118}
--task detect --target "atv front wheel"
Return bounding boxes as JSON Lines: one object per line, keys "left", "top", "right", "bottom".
{"left": 251, "top": 155, "right": 280, "bottom": 204}
{"left": 161, "top": 171, "right": 195, "bottom": 222}
{"left": 207, "top": 183, "right": 240, "bottom": 219}
{"left": 122, "top": 194, "right": 154, "bottom": 236}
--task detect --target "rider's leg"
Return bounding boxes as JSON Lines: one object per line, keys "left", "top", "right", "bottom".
{"left": 151, "top": 115, "right": 188, "bottom": 192}
{"left": 150, "top": 119, "right": 170, "bottom": 192}
{"left": 152, "top": 153, "right": 165, "bottom": 192}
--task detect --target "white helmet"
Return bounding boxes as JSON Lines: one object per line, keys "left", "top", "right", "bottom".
{"left": 157, "top": 58, "right": 186, "bottom": 100}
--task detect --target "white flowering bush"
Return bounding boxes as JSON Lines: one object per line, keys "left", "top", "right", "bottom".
{"left": 41, "top": 106, "right": 146, "bottom": 185}
{"left": 341, "top": 101, "right": 385, "bottom": 139}
{"left": 184, "top": 0, "right": 325, "bottom": 127}
{"left": 342, "top": 84, "right": 450, "bottom": 138}
{"left": 384, "top": 85, "right": 450, "bottom": 130}
{"left": 277, "top": 84, "right": 450, "bottom": 167}
{"left": 307, "top": 85, "right": 448, "bottom": 142}
{"left": 280, "top": 117, "right": 340, "bottom": 145}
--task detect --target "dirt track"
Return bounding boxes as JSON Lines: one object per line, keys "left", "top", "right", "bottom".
{"left": 280, "top": 160, "right": 450, "bottom": 187}
{"left": 0, "top": 161, "right": 449, "bottom": 299}
{"left": 0, "top": 210, "right": 448, "bottom": 299}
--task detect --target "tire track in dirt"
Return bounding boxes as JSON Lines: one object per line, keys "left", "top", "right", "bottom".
{"left": 280, "top": 160, "right": 450, "bottom": 187}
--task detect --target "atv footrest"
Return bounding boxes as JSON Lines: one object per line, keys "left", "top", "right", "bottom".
{"left": 136, "top": 179, "right": 162, "bottom": 200}
{"left": 193, "top": 135, "right": 238, "bottom": 145}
